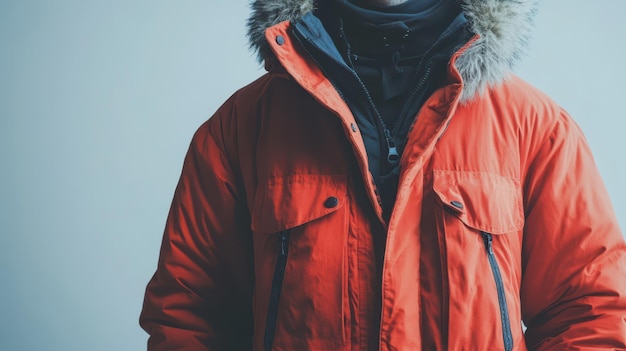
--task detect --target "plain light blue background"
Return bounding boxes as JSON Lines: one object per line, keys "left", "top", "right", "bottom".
{"left": 1, "top": 1, "right": 624, "bottom": 350}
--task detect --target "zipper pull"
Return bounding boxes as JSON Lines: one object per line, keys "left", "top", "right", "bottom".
{"left": 384, "top": 129, "right": 400, "bottom": 165}
{"left": 482, "top": 232, "right": 494, "bottom": 254}
{"left": 280, "top": 232, "right": 288, "bottom": 255}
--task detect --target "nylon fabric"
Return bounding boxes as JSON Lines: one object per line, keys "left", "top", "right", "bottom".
{"left": 140, "top": 14, "right": 626, "bottom": 351}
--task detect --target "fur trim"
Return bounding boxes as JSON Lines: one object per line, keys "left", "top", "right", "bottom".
{"left": 456, "top": 0, "right": 539, "bottom": 101}
{"left": 247, "top": 0, "right": 315, "bottom": 61}
{"left": 246, "top": 0, "right": 539, "bottom": 101}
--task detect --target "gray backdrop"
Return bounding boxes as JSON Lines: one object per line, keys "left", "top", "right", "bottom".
{"left": 1, "top": 1, "right": 624, "bottom": 350}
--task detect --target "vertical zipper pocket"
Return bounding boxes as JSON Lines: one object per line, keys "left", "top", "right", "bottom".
{"left": 482, "top": 232, "right": 514, "bottom": 351}
{"left": 264, "top": 231, "right": 291, "bottom": 351}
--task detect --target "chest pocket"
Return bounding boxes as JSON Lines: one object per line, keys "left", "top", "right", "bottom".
{"left": 251, "top": 174, "right": 347, "bottom": 234}
{"left": 432, "top": 170, "right": 524, "bottom": 351}
{"left": 433, "top": 170, "right": 523, "bottom": 234}
{"left": 251, "top": 174, "right": 349, "bottom": 350}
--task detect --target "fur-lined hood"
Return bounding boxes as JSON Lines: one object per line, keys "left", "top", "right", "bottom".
{"left": 247, "top": 0, "right": 539, "bottom": 101}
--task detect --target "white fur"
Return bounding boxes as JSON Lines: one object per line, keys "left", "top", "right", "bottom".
{"left": 456, "top": 0, "right": 538, "bottom": 101}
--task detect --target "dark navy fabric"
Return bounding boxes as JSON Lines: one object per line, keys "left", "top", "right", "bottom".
{"left": 334, "top": 0, "right": 462, "bottom": 57}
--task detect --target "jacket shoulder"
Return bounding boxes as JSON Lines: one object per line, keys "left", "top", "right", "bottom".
{"left": 201, "top": 72, "right": 278, "bottom": 144}
{"left": 207, "top": 68, "right": 296, "bottom": 128}
{"left": 477, "top": 75, "right": 574, "bottom": 146}
{"left": 491, "top": 75, "right": 563, "bottom": 124}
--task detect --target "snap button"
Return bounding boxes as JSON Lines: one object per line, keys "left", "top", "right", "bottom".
{"left": 451, "top": 201, "right": 464, "bottom": 209}
{"left": 324, "top": 196, "right": 339, "bottom": 208}
{"left": 350, "top": 123, "right": 357, "bottom": 132}
{"left": 276, "top": 35, "right": 285, "bottom": 45}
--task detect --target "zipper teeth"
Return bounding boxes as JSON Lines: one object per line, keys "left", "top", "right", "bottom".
{"left": 264, "top": 231, "right": 290, "bottom": 351}
{"left": 392, "top": 61, "right": 433, "bottom": 137}
{"left": 292, "top": 32, "right": 348, "bottom": 102}
{"left": 290, "top": 30, "right": 385, "bottom": 209}
{"left": 389, "top": 21, "right": 467, "bottom": 138}
{"left": 292, "top": 28, "right": 396, "bottom": 173}
{"left": 482, "top": 232, "right": 514, "bottom": 351}
{"left": 293, "top": 30, "right": 388, "bottom": 133}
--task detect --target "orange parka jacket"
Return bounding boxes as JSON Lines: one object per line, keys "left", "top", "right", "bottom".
{"left": 140, "top": 0, "right": 626, "bottom": 350}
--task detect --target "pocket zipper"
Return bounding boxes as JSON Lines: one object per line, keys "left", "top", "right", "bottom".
{"left": 264, "top": 231, "right": 290, "bottom": 351}
{"left": 481, "top": 232, "right": 514, "bottom": 351}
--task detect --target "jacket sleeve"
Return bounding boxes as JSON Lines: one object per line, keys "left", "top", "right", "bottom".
{"left": 139, "top": 109, "right": 254, "bottom": 350}
{"left": 521, "top": 109, "right": 626, "bottom": 350}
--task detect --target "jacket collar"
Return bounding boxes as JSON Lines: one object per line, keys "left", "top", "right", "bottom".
{"left": 247, "top": 0, "right": 539, "bottom": 102}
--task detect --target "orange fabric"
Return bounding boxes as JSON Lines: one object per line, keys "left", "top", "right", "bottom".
{"left": 140, "top": 21, "right": 626, "bottom": 350}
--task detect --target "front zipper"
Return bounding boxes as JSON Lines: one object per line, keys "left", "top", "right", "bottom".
{"left": 291, "top": 15, "right": 468, "bottom": 177}
{"left": 384, "top": 128, "right": 400, "bottom": 164}
{"left": 264, "top": 231, "right": 291, "bottom": 351}
{"left": 481, "top": 232, "right": 514, "bottom": 351}
{"left": 291, "top": 28, "right": 397, "bottom": 172}
{"left": 393, "top": 61, "right": 433, "bottom": 139}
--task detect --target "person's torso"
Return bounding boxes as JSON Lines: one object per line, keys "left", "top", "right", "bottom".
{"left": 212, "top": 21, "right": 558, "bottom": 348}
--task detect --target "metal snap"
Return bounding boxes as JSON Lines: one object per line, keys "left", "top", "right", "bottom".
{"left": 324, "top": 197, "right": 339, "bottom": 208}
{"left": 451, "top": 201, "right": 464, "bottom": 209}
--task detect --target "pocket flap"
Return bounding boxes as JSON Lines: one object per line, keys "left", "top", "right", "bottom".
{"left": 251, "top": 174, "right": 347, "bottom": 234}
{"left": 433, "top": 170, "right": 523, "bottom": 234}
